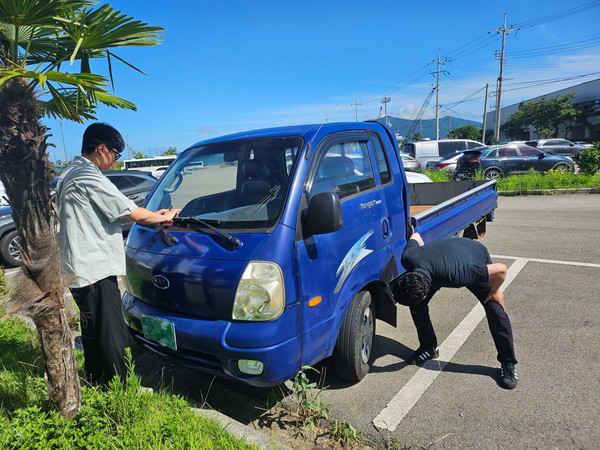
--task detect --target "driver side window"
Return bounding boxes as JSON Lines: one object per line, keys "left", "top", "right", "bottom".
{"left": 310, "top": 140, "right": 375, "bottom": 200}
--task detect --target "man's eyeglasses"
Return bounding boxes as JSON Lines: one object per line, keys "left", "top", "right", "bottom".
{"left": 111, "top": 149, "right": 122, "bottom": 160}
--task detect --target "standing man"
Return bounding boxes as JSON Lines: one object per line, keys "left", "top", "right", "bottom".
{"left": 56, "top": 122, "right": 179, "bottom": 383}
{"left": 394, "top": 232, "right": 518, "bottom": 390}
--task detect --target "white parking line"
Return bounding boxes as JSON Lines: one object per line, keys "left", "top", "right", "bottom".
{"left": 492, "top": 255, "right": 600, "bottom": 268}
{"left": 373, "top": 257, "right": 529, "bottom": 431}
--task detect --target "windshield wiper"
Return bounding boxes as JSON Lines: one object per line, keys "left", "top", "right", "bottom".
{"left": 172, "top": 216, "right": 242, "bottom": 249}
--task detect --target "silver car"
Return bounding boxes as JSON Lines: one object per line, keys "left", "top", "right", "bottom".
{"left": 425, "top": 151, "right": 466, "bottom": 176}
{"left": 401, "top": 154, "right": 422, "bottom": 172}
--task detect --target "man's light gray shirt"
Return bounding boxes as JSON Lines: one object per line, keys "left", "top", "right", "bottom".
{"left": 57, "top": 156, "right": 137, "bottom": 288}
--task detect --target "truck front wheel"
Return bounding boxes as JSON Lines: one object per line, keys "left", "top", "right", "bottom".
{"left": 333, "top": 290, "right": 375, "bottom": 382}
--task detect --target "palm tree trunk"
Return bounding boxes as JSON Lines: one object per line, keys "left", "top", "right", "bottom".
{"left": 0, "top": 78, "right": 80, "bottom": 418}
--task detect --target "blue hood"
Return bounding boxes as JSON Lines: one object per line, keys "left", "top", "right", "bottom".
{"left": 125, "top": 226, "right": 270, "bottom": 319}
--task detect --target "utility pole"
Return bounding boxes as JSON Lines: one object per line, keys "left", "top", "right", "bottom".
{"left": 381, "top": 97, "right": 391, "bottom": 126}
{"left": 482, "top": 83, "right": 489, "bottom": 144}
{"left": 431, "top": 49, "right": 449, "bottom": 140}
{"left": 351, "top": 98, "right": 362, "bottom": 121}
{"left": 491, "top": 14, "right": 518, "bottom": 142}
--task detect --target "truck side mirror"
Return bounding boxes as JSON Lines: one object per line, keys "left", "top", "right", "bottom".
{"left": 305, "top": 192, "right": 343, "bottom": 235}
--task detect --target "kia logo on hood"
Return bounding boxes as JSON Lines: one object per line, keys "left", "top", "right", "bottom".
{"left": 152, "top": 275, "right": 170, "bottom": 290}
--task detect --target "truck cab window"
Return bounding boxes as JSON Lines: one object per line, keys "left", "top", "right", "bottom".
{"left": 310, "top": 140, "right": 375, "bottom": 200}
{"left": 370, "top": 134, "right": 391, "bottom": 184}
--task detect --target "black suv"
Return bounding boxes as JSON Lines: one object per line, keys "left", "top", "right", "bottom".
{"left": 0, "top": 170, "right": 157, "bottom": 267}
{"left": 525, "top": 139, "right": 586, "bottom": 159}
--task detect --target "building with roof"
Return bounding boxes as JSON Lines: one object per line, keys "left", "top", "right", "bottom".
{"left": 485, "top": 78, "right": 600, "bottom": 142}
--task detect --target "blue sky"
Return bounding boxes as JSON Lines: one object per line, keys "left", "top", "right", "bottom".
{"left": 44, "top": 0, "right": 600, "bottom": 162}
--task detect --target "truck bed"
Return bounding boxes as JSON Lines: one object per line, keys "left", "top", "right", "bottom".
{"left": 408, "top": 180, "right": 497, "bottom": 241}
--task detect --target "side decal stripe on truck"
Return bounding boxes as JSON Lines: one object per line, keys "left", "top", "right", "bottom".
{"left": 334, "top": 230, "right": 374, "bottom": 293}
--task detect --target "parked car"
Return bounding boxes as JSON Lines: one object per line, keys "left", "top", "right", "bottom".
{"left": 425, "top": 151, "right": 466, "bottom": 176}
{"left": 0, "top": 206, "right": 20, "bottom": 267}
{"left": 401, "top": 154, "right": 421, "bottom": 172}
{"left": 151, "top": 166, "right": 168, "bottom": 179}
{"left": 1, "top": 170, "right": 157, "bottom": 267}
{"left": 401, "top": 139, "right": 483, "bottom": 166}
{"left": 523, "top": 139, "right": 586, "bottom": 159}
{"left": 405, "top": 171, "right": 433, "bottom": 183}
{"left": 454, "top": 143, "right": 574, "bottom": 180}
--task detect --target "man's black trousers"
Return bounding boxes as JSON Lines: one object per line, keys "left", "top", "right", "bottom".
{"left": 409, "top": 280, "right": 518, "bottom": 365}
{"left": 70, "top": 276, "right": 129, "bottom": 382}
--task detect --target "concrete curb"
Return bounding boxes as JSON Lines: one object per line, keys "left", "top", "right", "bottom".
{"left": 498, "top": 187, "right": 600, "bottom": 196}
{"left": 192, "top": 408, "right": 293, "bottom": 450}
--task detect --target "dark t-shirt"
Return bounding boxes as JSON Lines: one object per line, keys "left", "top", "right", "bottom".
{"left": 401, "top": 237, "right": 490, "bottom": 289}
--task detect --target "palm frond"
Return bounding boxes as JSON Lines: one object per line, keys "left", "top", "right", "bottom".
{"left": 0, "top": 0, "right": 89, "bottom": 27}
{"left": 0, "top": 66, "right": 107, "bottom": 89}
{"left": 63, "top": 4, "right": 163, "bottom": 50}
{"left": 94, "top": 90, "right": 136, "bottom": 110}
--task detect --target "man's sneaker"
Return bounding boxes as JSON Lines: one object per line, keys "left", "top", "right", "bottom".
{"left": 407, "top": 347, "right": 439, "bottom": 365}
{"left": 499, "top": 363, "right": 518, "bottom": 390}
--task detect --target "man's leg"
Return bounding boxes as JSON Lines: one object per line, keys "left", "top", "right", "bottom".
{"left": 467, "top": 283, "right": 518, "bottom": 365}
{"left": 95, "top": 276, "right": 129, "bottom": 380}
{"left": 70, "top": 283, "right": 104, "bottom": 383}
{"left": 409, "top": 302, "right": 438, "bottom": 349}
{"left": 407, "top": 289, "right": 439, "bottom": 363}
{"left": 71, "top": 277, "right": 128, "bottom": 382}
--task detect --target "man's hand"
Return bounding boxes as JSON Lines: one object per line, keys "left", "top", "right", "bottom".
{"left": 484, "top": 290, "right": 506, "bottom": 311}
{"left": 158, "top": 208, "right": 180, "bottom": 226}
{"left": 410, "top": 232, "right": 425, "bottom": 246}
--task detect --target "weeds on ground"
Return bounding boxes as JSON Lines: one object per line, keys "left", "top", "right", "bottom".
{"left": 496, "top": 169, "right": 600, "bottom": 193}
{"left": 426, "top": 168, "right": 600, "bottom": 193}
{"left": 0, "top": 315, "right": 257, "bottom": 449}
{"left": 423, "top": 169, "right": 452, "bottom": 182}
{"left": 330, "top": 418, "right": 362, "bottom": 447}
{"left": 289, "top": 365, "right": 329, "bottom": 429}
{"left": 0, "top": 267, "right": 9, "bottom": 297}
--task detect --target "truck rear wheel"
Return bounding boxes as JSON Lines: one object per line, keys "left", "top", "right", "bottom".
{"left": 333, "top": 290, "right": 375, "bottom": 382}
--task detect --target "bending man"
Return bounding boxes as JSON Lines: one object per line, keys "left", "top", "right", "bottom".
{"left": 394, "top": 232, "right": 518, "bottom": 390}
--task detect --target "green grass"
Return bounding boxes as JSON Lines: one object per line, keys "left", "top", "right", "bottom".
{"left": 424, "top": 168, "right": 600, "bottom": 194}
{"left": 0, "top": 307, "right": 257, "bottom": 450}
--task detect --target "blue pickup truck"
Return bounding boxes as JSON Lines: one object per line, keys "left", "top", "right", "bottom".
{"left": 122, "top": 122, "right": 497, "bottom": 386}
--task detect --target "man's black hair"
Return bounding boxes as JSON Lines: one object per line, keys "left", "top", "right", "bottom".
{"left": 81, "top": 122, "right": 124, "bottom": 156}
{"left": 394, "top": 271, "right": 432, "bottom": 307}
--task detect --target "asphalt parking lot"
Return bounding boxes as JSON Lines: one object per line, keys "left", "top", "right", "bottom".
{"left": 5, "top": 193, "right": 598, "bottom": 448}
{"left": 316, "top": 193, "right": 600, "bottom": 448}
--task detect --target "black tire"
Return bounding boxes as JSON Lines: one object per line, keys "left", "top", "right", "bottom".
{"left": 0, "top": 229, "right": 21, "bottom": 267}
{"left": 553, "top": 163, "right": 572, "bottom": 172}
{"left": 485, "top": 168, "right": 502, "bottom": 180}
{"left": 333, "top": 290, "right": 376, "bottom": 382}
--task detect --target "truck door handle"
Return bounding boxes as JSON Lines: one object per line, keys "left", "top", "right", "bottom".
{"left": 382, "top": 218, "right": 390, "bottom": 239}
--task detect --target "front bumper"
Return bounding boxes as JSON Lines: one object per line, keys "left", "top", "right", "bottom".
{"left": 122, "top": 292, "right": 301, "bottom": 387}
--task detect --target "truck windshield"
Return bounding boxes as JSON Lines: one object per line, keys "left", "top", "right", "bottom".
{"left": 145, "top": 137, "right": 303, "bottom": 230}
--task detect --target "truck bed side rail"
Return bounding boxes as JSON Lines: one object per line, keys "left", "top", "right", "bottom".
{"left": 412, "top": 180, "right": 498, "bottom": 242}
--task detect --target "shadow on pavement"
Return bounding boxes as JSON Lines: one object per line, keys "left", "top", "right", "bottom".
{"left": 129, "top": 341, "right": 285, "bottom": 426}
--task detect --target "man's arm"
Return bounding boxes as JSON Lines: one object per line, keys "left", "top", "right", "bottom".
{"left": 127, "top": 207, "right": 180, "bottom": 225}
{"left": 409, "top": 232, "right": 425, "bottom": 247}
{"left": 484, "top": 263, "right": 508, "bottom": 311}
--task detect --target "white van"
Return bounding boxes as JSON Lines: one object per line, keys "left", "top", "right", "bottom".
{"left": 401, "top": 139, "right": 484, "bottom": 167}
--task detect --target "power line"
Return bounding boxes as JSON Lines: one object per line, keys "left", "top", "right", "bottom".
{"left": 514, "top": 0, "right": 600, "bottom": 28}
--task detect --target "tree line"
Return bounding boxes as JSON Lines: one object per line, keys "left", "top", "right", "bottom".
{"left": 446, "top": 93, "right": 596, "bottom": 144}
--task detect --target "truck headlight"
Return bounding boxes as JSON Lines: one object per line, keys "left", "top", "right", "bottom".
{"left": 232, "top": 261, "right": 284, "bottom": 321}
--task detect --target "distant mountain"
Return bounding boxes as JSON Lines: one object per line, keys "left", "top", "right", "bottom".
{"left": 375, "top": 115, "right": 482, "bottom": 140}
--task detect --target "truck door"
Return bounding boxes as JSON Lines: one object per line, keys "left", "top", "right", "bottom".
{"left": 294, "top": 131, "right": 391, "bottom": 365}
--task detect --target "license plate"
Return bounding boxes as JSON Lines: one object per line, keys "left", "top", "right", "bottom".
{"left": 141, "top": 315, "right": 177, "bottom": 350}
